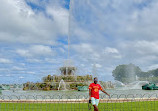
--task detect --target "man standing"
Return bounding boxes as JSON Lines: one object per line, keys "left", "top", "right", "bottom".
{"left": 89, "top": 77, "right": 110, "bottom": 111}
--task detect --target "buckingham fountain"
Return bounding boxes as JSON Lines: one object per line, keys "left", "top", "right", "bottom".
{"left": 23, "top": 60, "right": 93, "bottom": 91}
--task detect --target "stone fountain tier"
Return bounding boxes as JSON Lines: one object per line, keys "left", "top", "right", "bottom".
{"left": 23, "top": 75, "right": 93, "bottom": 91}
{"left": 60, "top": 66, "right": 77, "bottom": 75}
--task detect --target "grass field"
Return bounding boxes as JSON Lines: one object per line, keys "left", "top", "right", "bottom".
{"left": 0, "top": 101, "right": 158, "bottom": 111}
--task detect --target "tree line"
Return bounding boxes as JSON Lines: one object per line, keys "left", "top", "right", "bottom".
{"left": 112, "top": 63, "right": 158, "bottom": 83}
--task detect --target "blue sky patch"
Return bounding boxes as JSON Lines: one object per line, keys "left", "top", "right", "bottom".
{"left": 26, "top": 1, "right": 45, "bottom": 12}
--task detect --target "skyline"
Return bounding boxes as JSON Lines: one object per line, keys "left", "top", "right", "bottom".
{"left": 0, "top": 0, "right": 158, "bottom": 83}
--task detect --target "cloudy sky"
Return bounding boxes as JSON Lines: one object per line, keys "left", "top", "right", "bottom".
{"left": 0, "top": 0, "right": 158, "bottom": 84}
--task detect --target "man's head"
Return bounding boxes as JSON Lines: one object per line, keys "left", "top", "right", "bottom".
{"left": 94, "top": 77, "right": 98, "bottom": 84}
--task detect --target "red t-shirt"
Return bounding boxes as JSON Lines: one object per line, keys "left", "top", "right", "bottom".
{"left": 89, "top": 83, "right": 102, "bottom": 99}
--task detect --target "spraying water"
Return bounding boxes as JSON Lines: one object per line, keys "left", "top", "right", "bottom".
{"left": 58, "top": 79, "right": 67, "bottom": 91}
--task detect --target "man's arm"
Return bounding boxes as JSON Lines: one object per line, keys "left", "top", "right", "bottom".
{"left": 89, "top": 89, "right": 91, "bottom": 100}
{"left": 101, "top": 89, "right": 110, "bottom": 97}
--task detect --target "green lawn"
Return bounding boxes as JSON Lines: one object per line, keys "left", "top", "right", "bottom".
{"left": 0, "top": 101, "right": 158, "bottom": 111}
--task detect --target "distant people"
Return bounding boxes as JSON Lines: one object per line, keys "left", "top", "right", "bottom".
{"left": 89, "top": 77, "right": 110, "bottom": 111}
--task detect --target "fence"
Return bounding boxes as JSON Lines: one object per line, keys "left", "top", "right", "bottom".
{"left": 0, "top": 94, "right": 158, "bottom": 111}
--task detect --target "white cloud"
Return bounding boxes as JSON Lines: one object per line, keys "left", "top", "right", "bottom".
{"left": 16, "top": 49, "right": 31, "bottom": 57}
{"left": 103, "top": 47, "right": 119, "bottom": 54}
{"left": 26, "top": 58, "right": 42, "bottom": 63}
{"left": 16, "top": 45, "right": 55, "bottom": 57}
{"left": 26, "top": 72, "right": 35, "bottom": 74}
{"left": 12, "top": 66, "right": 25, "bottom": 70}
{"left": 95, "top": 64, "right": 102, "bottom": 68}
{"left": 72, "top": 43, "right": 93, "bottom": 53}
{"left": 45, "top": 58, "right": 61, "bottom": 64}
{"left": 6, "top": 74, "right": 11, "bottom": 77}
{"left": 0, "top": 0, "right": 68, "bottom": 44}
{"left": 30, "top": 45, "right": 54, "bottom": 56}
{"left": 0, "top": 58, "right": 12, "bottom": 64}
{"left": 80, "top": 64, "right": 85, "bottom": 67}
{"left": 46, "top": 6, "right": 69, "bottom": 35}
{"left": 134, "top": 41, "right": 158, "bottom": 55}
{"left": 102, "top": 47, "right": 122, "bottom": 59}
{"left": 0, "top": 68, "right": 7, "bottom": 71}
{"left": 59, "top": 48, "right": 66, "bottom": 53}
{"left": 19, "top": 76, "right": 24, "bottom": 79}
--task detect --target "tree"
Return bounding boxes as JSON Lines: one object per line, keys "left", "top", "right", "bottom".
{"left": 148, "top": 68, "right": 158, "bottom": 77}
{"left": 112, "top": 63, "right": 142, "bottom": 83}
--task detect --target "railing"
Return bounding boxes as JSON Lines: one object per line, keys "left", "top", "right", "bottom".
{"left": 0, "top": 94, "right": 158, "bottom": 111}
